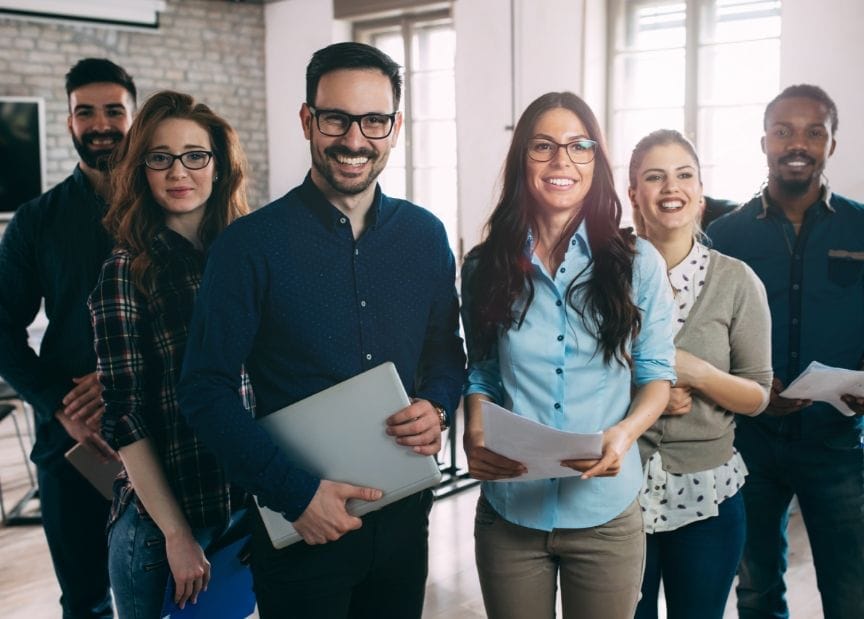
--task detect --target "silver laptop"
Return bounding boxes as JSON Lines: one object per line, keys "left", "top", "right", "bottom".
{"left": 255, "top": 362, "right": 442, "bottom": 548}
{"left": 65, "top": 443, "right": 123, "bottom": 501}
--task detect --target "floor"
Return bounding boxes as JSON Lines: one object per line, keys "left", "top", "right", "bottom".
{"left": 0, "top": 420, "right": 824, "bottom": 618}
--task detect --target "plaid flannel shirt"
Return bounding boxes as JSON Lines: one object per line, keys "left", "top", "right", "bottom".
{"left": 90, "top": 227, "right": 254, "bottom": 529}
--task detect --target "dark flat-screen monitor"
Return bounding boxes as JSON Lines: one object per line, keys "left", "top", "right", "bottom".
{"left": 0, "top": 98, "right": 45, "bottom": 219}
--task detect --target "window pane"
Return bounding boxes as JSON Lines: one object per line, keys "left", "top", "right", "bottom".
{"left": 411, "top": 69, "right": 455, "bottom": 119}
{"left": 372, "top": 31, "right": 405, "bottom": 66}
{"left": 378, "top": 165, "right": 406, "bottom": 199}
{"left": 411, "top": 24, "right": 455, "bottom": 70}
{"left": 413, "top": 166, "right": 458, "bottom": 248}
{"left": 613, "top": 49, "right": 686, "bottom": 110}
{"left": 698, "top": 105, "right": 767, "bottom": 202}
{"left": 611, "top": 108, "right": 685, "bottom": 167}
{"left": 700, "top": 0, "right": 781, "bottom": 44}
{"left": 412, "top": 120, "right": 456, "bottom": 170}
{"left": 619, "top": 1, "right": 686, "bottom": 51}
{"left": 698, "top": 39, "right": 780, "bottom": 105}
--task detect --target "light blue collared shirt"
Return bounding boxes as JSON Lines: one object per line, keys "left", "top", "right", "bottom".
{"left": 463, "top": 222, "right": 677, "bottom": 530}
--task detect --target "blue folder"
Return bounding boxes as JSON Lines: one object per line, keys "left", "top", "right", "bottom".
{"left": 160, "top": 534, "right": 256, "bottom": 618}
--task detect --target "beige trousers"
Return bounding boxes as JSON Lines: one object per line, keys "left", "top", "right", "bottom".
{"left": 474, "top": 495, "right": 645, "bottom": 619}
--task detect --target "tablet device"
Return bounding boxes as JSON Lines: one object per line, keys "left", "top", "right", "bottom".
{"left": 255, "top": 362, "right": 442, "bottom": 548}
{"left": 64, "top": 442, "right": 123, "bottom": 501}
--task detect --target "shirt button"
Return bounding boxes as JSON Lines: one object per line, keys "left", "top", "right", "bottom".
{"left": 557, "top": 335, "right": 564, "bottom": 341}
{"left": 555, "top": 368, "right": 563, "bottom": 375}
{"left": 571, "top": 239, "right": 576, "bottom": 246}
{"left": 792, "top": 284, "right": 800, "bottom": 291}
{"left": 559, "top": 267, "right": 566, "bottom": 274}
{"left": 355, "top": 248, "right": 359, "bottom": 256}
{"left": 791, "top": 351, "right": 798, "bottom": 359}
{"left": 793, "top": 254, "right": 800, "bottom": 261}
{"left": 791, "top": 317, "right": 799, "bottom": 325}
{"left": 554, "top": 402, "right": 561, "bottom": 410}
{"left": 339, "top": 217, "right": 347, "bottom": 224}
{"left": 360, "top": 300, "right": 367, "bottom": 307}
{"left": 365, "top": 353, "right": 372, "bottom": 360}
{"left": 556, "top": 300, "right": 563, "bottom": 307}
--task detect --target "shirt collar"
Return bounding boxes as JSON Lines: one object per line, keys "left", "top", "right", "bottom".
{"left": 668, "top": 241, "right": 708, "bottom": 294}
{"left": 757, "top": 184, "right": 834, "bottom": 219}
{"left": 525, "top": 219, "right": 592, "bottom": 261}
{"left": 298, "top": 172, "right": 385, "bottom": 231}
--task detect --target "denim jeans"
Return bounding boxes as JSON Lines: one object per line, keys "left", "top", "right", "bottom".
{"left": 735, "top": 420, "right": 864, "bottom": 619}
{"left": 37, "top": 458, "right": 113, "bottom": 619}
{"left": 635, "top": 490, "right": 745, "bottom": 619}
{"left": 107, "top": 504, "right": 223, "bottom": 619}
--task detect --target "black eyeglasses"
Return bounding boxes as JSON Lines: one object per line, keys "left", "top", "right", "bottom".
{"left": 526, "top": 138, "right": 598, "bottom": 165}
{"left": 308, "top": 106, "right": 397, "bottom": 139}
{"left": 143, "top": 150, "right": 214, "bottom": 171}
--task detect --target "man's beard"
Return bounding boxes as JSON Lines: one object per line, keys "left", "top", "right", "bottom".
{"left": 771, "top": 152, "right": 824, "bottom": 197}
{"left": 72, "top": 130, "right": 124, "bottom": 171}
{"left": 312, "top": 144, "right": 384, "bottom": 196}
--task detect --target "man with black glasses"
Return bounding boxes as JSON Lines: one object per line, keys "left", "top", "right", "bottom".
{"left": 0, "top": 58, "right": 136, "bottom": 618}
{"left": 178, "top": 42, "right": 465, "bottom": 619}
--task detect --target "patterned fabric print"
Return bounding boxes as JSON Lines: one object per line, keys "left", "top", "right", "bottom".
{"left": 640, "top": 241, "right": 748, "bottom": 533}
{"left": 90, "top": 228, "right": 255, "bottom": 530}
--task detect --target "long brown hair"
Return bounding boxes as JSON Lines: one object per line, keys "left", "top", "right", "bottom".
{"left": 466, "top": 91, "right": 640, "bottom": 366}
{"left": 104, "top": 90, "right": 248, "bottom": 292}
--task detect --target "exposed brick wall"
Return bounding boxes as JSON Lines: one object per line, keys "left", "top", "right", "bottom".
{"left": 0, "top": 0, "right": 269, "bottom": 209}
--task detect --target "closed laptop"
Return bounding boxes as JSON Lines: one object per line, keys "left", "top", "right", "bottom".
{"left": 255, "top": 362, "right": 442, "bottom": 548}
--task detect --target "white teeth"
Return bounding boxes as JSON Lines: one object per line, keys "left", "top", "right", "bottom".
{"left": 546, "top": 178, "right": 574, "bottom": 187}
{"left": 336, "top": 155, "right": 369, "bottom": 166}
{"left": 659, "top": 200, "right": 684, "bottom": 210}
{"left": 787, "top": 161, "right": 807, "bottom": 167}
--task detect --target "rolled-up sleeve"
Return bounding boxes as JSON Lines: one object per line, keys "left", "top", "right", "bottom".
{"left": 631, "top": 239, "right": 677, "bottom": 386}
{"left": 89, "top": 254, "right": 151, "bottom": 449}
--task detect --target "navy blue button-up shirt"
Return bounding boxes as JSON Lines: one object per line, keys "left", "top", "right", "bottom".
{"left": 707, "top": 188, "right": 864, "bottom": 444}
{"left": 178, "top": 175, "right": 465, "bottom": 520}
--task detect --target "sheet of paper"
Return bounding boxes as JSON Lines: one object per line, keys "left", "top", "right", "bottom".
{"left": 481, "top": 400, "right": 603, "bottom": 482}
{"left": 779, "top": 361, "right": 864, "bottom": 417}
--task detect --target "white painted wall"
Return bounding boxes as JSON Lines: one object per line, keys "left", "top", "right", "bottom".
{"left": 780, "top": 0, "right": 864, "bottom": 200}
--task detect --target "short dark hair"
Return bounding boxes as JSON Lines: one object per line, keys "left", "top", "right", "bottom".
{"left": 305, "top": 42, "right": 402, "bottom": 109}
{"left": 763, "top": 84, "right": 838, "bottom": 134}
{"left": 65, "top": 58, "right": 137, "bottom": 105}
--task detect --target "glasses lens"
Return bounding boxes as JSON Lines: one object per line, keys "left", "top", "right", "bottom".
{"left": 359, "top": 114, "right": 393, "bottom": 139}
{"left": 316, "top": 111, "right": 351, "bottom": 136}
{"left": 144, "top": 152, "right": 173, "bottom": 170}
{"left": 566, "top": 140, "right": 597, "bottom": 164}
{"left": 527, "top": 139, "right": 557, "bottom": 162}
{"left": 180, "top": 151, "right": 211, "bottom": 170}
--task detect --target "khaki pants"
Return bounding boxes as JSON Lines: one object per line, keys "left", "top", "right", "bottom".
{"left": 474, "top": 495, "right": 645, "bottom": 619}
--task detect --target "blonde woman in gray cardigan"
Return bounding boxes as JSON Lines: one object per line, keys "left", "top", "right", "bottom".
{"left": 628, "top": 129, "right": 773, "bottom": 619}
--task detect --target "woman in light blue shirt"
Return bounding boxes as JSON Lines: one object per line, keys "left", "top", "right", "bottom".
{"left": 461, "top": 92, "right": 677, "bottom": 619}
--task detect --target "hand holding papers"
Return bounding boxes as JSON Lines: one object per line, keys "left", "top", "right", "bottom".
{"left": 779, "top": 361, "right": 864, "bottom": 417}
{"left": 481, "top": 400, "right": 603, "bottom": 481}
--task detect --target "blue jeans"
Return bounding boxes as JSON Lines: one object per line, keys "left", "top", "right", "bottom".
{"left": 107, "top": 504, "right": 223, "bottom": 619}
{"left": 735, "top": 420, "right": 864, "bottom": 619}
{"left": 635, "top": 491, "right": 745, "bottom": 619}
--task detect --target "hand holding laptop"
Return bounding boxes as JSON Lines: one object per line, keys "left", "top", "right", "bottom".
{"left": 386, "top": 398, "right": 443, "bottom": 456}
{"left": 293, "top": 480, "right": 384, "bottom": 545}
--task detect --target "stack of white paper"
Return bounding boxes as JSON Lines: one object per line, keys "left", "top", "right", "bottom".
{"left": 779, "top": 361, "right": 864, "bottom": 416}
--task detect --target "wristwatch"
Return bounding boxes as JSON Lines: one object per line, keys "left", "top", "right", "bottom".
{"left": 432, "top": 402, "right": 449, "bottom": 431}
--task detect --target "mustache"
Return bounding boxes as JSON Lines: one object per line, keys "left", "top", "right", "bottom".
{"left": 324, "top": 145, "right": 377, "bottom": 159}
{"left": 779, "top": 151, "right": 815, "bottom": 166}
{"left": 82, "top": 130, "right": 124, "bottom": 148}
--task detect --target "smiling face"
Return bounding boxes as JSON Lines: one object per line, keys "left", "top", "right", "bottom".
{"left": 762, "top": 96, "right": 835, "bottom": 197}
{"left": 525, "top": 107, "right": 595, "bottom": 219}
{"left": 300, "top": 68, "right": 401, "bottom": 205}
{"left": 629, "top": 142, "right": 703, "bottom": 239}
{"left": 67, "top": 82, "right": 134, "bottom": 172}
{"left": 144, "top": 117, "right": 215, "bottom": 234}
